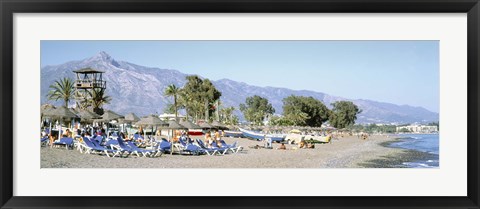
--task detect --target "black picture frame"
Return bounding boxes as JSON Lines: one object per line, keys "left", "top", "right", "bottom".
{"left": 1, "top": 0, "right": 479, "bottom": 208}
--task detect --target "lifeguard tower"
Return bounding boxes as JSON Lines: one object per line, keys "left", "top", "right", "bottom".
{"left": 73, "top": 68, "right": 106, "bottom": 112}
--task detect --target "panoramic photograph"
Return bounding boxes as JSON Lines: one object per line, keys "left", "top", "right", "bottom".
{"left": 40, "top": 40, "right": 439, "bottom": 168}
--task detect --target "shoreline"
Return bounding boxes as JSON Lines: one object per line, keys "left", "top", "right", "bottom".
{"left": 349, "top": 138, "right": 438, "bottom": 168}
{"left": 41, "top": 135, "right": 435, "bottom": 168}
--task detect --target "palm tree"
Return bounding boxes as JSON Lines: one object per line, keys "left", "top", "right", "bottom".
{"left": 179, "top": 90, "right": 191, "bottom": 120}
{"left": 89, "top": 88, "right": 111, "bottom": 115}
{"left": 47, "top": 77, "right": 75, "bottom": 107}
{"left": 164, "top": 84, "right": 180, "bottom": 122}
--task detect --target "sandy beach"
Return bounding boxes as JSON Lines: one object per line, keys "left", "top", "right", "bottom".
{"left": 41, "top": 135, "right": 430, "bottom": 168}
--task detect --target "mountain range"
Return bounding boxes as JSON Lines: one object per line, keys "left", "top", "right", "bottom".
{"left": 41, "top": 51, "right": 439, "bottom": 124}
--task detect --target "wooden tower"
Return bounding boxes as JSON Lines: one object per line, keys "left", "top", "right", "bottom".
{"left": 73, "top": 68, "right": 106, "bottom": 112}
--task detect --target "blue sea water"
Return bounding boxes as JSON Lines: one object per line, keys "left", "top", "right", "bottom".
{"left": 388, "top": 134, "right": 439, "bottom": 168}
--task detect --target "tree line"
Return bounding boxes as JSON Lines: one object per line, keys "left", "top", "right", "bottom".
{"left": 239, "top": 95, "right": 361, "bottom": 128}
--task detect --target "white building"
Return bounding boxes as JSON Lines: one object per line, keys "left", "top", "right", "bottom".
{"left": 159, "top": 113, "right": 185, "bottom": 121}
{"left": 396, "top": 124, "right": 438, "bottom": 133}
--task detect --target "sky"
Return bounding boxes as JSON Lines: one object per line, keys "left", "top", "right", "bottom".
{"left": 41, "top": 40, "right": 439, "bottom": 113}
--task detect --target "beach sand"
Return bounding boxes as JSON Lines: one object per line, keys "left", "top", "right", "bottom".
{"left": 40, "top": 135, "right": 425, "bottom": 168}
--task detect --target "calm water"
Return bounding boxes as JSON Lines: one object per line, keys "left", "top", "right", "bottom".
{"left": 388, "top": 134, "right": 439, "bottom": 168}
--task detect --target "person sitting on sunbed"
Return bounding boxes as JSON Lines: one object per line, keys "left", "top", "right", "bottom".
{"left": 205, "top": 133, "right": 214, "bottom": 148}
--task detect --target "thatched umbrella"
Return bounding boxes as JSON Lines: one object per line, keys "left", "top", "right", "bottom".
{"left": 94, "top": 110, "right": 124, "bottom": 137}
{"left": 198, "top": 121, "right": 213, "bottom": 129}
{"left": 135, "top": 115, "right": 168, "bottom": 142}
{"left": 118, "top": 113, "right": 140, "bottom": 133}
{"left": 124, "top": 113, "right": 140, "bottom": 122}
{"left": 76, "top": 109, "right": 101, "bottom": 123}
{"left": 40, "top": 104, "right": 56, "bottom": 116}
{"left": 42, "top": 106, "right": 79, "bottom": 139}
{"left": 179, "top": 120, "right": 201, "bottom": 129}
{"left": 211, "top": 121, "right": 228, "bottom": 130}
{"left": 40, "top": 104, "right": 57, "bottom": 133}
{"left": 166, "top": 120, "right": 186, "bottom": 155}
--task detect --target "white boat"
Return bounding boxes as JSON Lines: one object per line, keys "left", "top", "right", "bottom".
{"left": 285, "top": 133, "right": 332, "bottom": 144}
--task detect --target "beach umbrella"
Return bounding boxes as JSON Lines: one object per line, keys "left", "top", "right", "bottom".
{"left": 41, "top": 106, "right": 79, "bottom": 140}
{"left": 124, "top": 113, "right": 140, "bottom": 122}
{"left": 136, "top": 115, "right": 167, "bottom": 126}
{"left": 168, "top": 120, "right": 187, "bottom": 129}
{"left": 166, "top": 120, "right": 186, "bottom": 155}
{"left": 100, "top": 110, "right": 124, "bottom": 121}
{"left": 42, "top": 106, "right": 79, "bottom": 121}
{"left": 76, "top": 109, "right": 101, "bottom": 122}
{"left": 40, "top": 104, "right": 56, "bottom": 116}
{"left": 94, "top": 110, "right": 124, "bottom": 137}
{"left": 40, "top": 104, "right": 57, "bottom": 134}
{"left": 198, "top": 121, "right": 213, "bottom": 129}
{"left": 179, "top": 120, "right": 201, "bottom": 129}
{"left": 135, "top": 115, "right": 168, "bottom": 142}
{"left": 118, "top": 113, "right": 140, "bottom": 133}
{"left": 211, "top": 121, "right": 228, "bottom": 130}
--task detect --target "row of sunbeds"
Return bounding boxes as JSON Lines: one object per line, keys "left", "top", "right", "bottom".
{"left": 41, "top": 135, "right": 243, "bottom": 158}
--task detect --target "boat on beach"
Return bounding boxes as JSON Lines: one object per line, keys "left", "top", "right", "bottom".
{"left": 238, "top": 128, "right": 286, "bottom": 142}
{"left": 223, "top": 130, "right": 244, "bottom": 138}
{"left": 285, "top": 133, "right": 332, "bottom": 144}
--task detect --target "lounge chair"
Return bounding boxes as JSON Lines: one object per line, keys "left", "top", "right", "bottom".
{"left": 121, "top": 137, "right": 160, "bottom": 157}
{"left": 158, "top": 139, "right": 172, "bottom": 153}
{"left": 182, "top": 144, "right": 206, "bottom": 155}
{"left": 40, "top": 136, "right": 49, "bottom": 147}
{"left": 219, "top": 140, "right": 243, "bottom": 153}
{"left": 105, "top": 139, "right": 119, "bottom": 149}
{"left": 80, "top": 137, "right": 122, "bottom": 157}
{"left": 92, "top": 135, "right": 104, "bottom": 146}
{"left": 53, "top": 137, "right": 74, "bottom": 150}
{"left": 195, "top": 139, "right": 219, "bottom": 155}
{"left": 210, "top": 141, "right": 229, "bottom": 155}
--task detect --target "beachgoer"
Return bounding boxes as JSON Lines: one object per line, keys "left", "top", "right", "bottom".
{"left": 278, "top": 143, "right": 286, "bottom": 150}
{"left": 298, "top": 139, "right": 307, "bottom": 149}
{"left": 214, "top": 130, "right": 221, "bottom": 141}
{"left": 64, "top": 129, "right": 72, "bottom": 138}
{"left": 205, "top": 133, "right": 213, "bottom": 148}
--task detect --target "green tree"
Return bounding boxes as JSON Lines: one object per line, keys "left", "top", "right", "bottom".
{"left": 47, "top": 77, "right": 75, "bottom": 107}
{"left": 182, "top": 75, "right": 221, "bottom": 122}
{"left": 329, "top": 101, "right": 362, "bottom": 129}
{"left": 269, "top": 115, "right": 295, "bottom": 126}
{"left": 282, "top": 95, "right": 330, "bottom": 127}
{"left": 89, "top": 88, "right": 111, "bottom": 115}
{"left": 220, "top": 106, "right": 236, "bottom": 125}
{"left": 239, "top": 95, "right": 275, "bottom": 125}
{"left": 164, "top": 84, "right": 180, "bottom": 121}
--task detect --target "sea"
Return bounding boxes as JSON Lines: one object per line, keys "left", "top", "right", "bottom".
{"left": 387, "top": 134, "right": 439, "bottom": 168}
